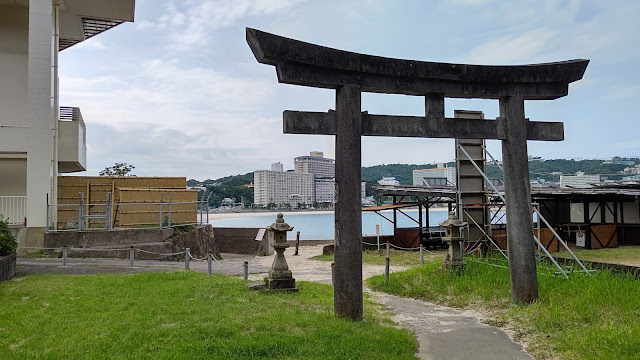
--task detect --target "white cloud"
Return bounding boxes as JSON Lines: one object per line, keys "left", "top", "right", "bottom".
{"left": 465, "top": 27, "right": 558, "bottom": 64}
{"left": 137, "top": 0, "right": 303, "bottom": 50}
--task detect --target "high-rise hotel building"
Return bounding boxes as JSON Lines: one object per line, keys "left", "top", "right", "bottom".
{"left": 254, "top": 152, "right": 336, "bottom": 207}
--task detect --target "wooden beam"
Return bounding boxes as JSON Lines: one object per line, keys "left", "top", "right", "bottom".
{"left": 283, "top": 111, "right": 564, "bottom": 141}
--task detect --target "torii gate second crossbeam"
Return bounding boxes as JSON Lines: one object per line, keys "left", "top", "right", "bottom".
{"left": 246, "top": 28, "right": 588, "bottom": 320}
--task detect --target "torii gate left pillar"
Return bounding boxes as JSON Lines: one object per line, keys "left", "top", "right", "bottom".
{"left": 246, "top": 28, "right": 588, "bottom": 320}
{"left": 334, "top": 85, "right": 364, "bottom": 319}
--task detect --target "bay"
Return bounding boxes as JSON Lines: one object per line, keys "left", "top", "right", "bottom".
{"left": 208, "top": 209, "right": 452, "bottom": 240}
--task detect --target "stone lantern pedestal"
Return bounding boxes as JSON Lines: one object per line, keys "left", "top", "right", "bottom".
{"left": 266, "top": 213, "right": 298, "bottom": 291}
{"left": 439, "top": 211, "right": 467, "bottom": 272}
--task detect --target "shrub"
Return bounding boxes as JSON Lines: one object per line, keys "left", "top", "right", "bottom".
{"left": 0, "top": 215, "right": 18, "bottom": 256}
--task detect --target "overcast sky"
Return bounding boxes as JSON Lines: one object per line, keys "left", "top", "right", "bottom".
{"left": 59, "top": 0, "right": 640, "bottom": 180}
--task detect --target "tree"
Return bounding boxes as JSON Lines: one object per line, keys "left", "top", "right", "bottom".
{"left": 0, "top": 215, "right": 17, "bottom": 256}
{"left": 100, "top": 163, "right": 136, "bottom": 177}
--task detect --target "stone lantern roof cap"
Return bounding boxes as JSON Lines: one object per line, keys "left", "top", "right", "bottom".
{"left": 439, "top": 211, "right": 467, "bottom": 228}
{"left": 267, "top": 213, "right": 294, "bottom": 232}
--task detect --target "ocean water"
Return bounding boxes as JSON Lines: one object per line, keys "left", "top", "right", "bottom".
{"left": 208, "top": 209, "right": 452, "bottom": 240}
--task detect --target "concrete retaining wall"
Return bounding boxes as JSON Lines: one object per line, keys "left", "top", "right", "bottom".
{"left": 213, "top": 227, "right": 264, "bottom": 255}
{"left": 0, "top": 252, "right": 16, "bottom": 281}
{"left": 173, "top": 225, "right": 221, "bottom": 259}
{"left": 44, "top": 228, "right": 174, "bottom": 253}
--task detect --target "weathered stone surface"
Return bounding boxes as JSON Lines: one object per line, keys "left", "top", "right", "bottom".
{"left": 284, "top": 111, "right": 564, "bottom": 141}
{"left": 0, "top": 252, "right": 16, "bottom": 281}
{"left": 500, "top": 96, "right": 539, "bottom": 304}
{"left": 247, "top": 28, "right": 588, "bottom": 99}
{"left": 333, "top": 85, "right": 364, "bottom": 320}
{"left": 213, "top": 227, "right": 263, "bottom": 255}
{"left": 172, "top": 225, "right": 221, "bottom": 259}
{"left": 322, "top": 244, "right": 335, "bottom": 255}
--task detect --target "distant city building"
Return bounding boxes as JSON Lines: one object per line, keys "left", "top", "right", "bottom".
{"left": 294, "top": 151, "right": 335, "bottom": 178}
{"left": 254, "top": 164, "right": 315, "bottom": 207}
{"left": 559, "top": 171, "right": 601, "bottom": 188}
{"left": 361, "top": 181, "right": 366, "bottom": 200}
{"left": 413, "top": 167, "right": 457, "bottom": 186}
{"left": 528, "top": 155, "right": 543, "bottom": 161}
{"left": 187, "top": 186, "right": 207, "bottom": 192}
{"left": 315, "top": 178, "right": 336, "bottom": 204}
{"left": 377, "top": 177, "right": 400, "bottom": 186}
{"left": 254, "top": 151, "right": 336, "bottom": 207}
{"left": 271, "top": 162, "right": 284, "bottom": 172}
{"left": 294, "top": 151, "right": 336, "bottom": 206}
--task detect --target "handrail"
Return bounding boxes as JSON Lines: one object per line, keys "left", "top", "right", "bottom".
{"left": 0, "top": 196, "right": 26, "bottom": 225}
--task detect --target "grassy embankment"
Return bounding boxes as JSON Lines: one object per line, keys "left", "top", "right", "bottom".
{"left": 367, "top": 258, "right": 640, "bottom": 360}
{"left": 313, "top": 248, "right": 444, "bottom": 266}
{"left": 0, "top": 272, "right": 417, "bottom": 359}
{"left": 552, "top": 245, "right": 640, "bottom": 267}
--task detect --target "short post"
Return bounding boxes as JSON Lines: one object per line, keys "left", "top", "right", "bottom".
{"left": 207, "top": 251, "right": 212, "bottom": 276}
{"left": 105, "top": 192, "right": 112, "bottom": 230}
{"left": 386, "top": 241, "right": 390, "bottom": 258}
{"left": 420, "top": 244, "right": 424, "bottom": 265}
{"left": 62, "top": 246, "right": 68, "bottom": 266}
{"left": 185, "top": 247, "right": 190, "bottom": 269}
{"left": 78, "top": 192, "right": 84, "bottom": 231}
{"left": 294, "top": 231, "right": 300, "bottom": 256}
{"left": 129, "top": 246, "right": 135, "bottom": 267}
{"left": 376, "top": 224, "right": 380, "bottom": 250}
{"left": 158, "top": 193, "right": 164, "bottom": 228}
{"left": 167, "top": 192, "right": 175, "bottom": 228}
{"left": 243, "top": 261, "right": 249, "bottom": 281}
{"left": 384, "top": 257, "right": 390, "bottom": 284}
{"left": 331, "top": 262, "right": 335, "bottom": 286}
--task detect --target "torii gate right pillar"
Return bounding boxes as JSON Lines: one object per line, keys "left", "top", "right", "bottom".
{"left": 499, "top": 96, "right": 538, "bottom": 303}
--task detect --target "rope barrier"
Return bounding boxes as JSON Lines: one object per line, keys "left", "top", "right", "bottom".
{"left": 187, "top": 251, "right": 209, "bottom": 261}
{"left": 136, "top": 249, "right": 185, "bottom": 256}
{"left": 18, "top": 246, "right": 62, "bottom": 251}
{"left": 361, "top": 241, "right": 432, "bottom": 253}
{"left": 69, "top": 247, "right": 129, "bottom": 252}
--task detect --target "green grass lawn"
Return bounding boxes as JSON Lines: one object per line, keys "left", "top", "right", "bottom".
{"left": 552, "top": 245, "right": 640, "bottom": 266}
{"left": 313, "top": 248, "right": 444, "bottom": 266}
{"left": 366, "top": 258, "right": 640, "bottom": 360}
{"left": 0, "top": 272, "right": 417, "bottom": 359}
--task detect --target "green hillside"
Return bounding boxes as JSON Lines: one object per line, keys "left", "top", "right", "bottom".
{"left": 190, "top": 158, "right": 637, "bottom": 206}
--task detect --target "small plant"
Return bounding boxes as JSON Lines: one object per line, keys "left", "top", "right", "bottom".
{"left": 0, "top": 215, "right": 18, "bottom": 256}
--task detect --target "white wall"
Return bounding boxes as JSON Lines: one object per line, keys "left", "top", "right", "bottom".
{"left": 25, "top": 0, "right": 55, "bottom": 227}
{"left": 0, "top": 5, "right": 28, "bottom": 129}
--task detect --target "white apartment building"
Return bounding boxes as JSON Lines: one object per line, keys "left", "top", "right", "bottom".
{"left": 294, "top": 151, "right": 335, "bottom": 178}
{"left": 315, "top": 178, "right": 335, "bottom": 204}
{"left": 295, "top": 151, "right": 336, "bottom": 206}
{"left": 560, "top": 172, "right": 601, "bottom": 188}
{"left": 0, "top": 0, "right": 135, "bottom": 251}
{"left": 413, "top": 167, "right": 457, "bottom": 186}
{"left": 377, "top": 177, "right": 399, "bottom": 186}
{"left": 253, "top": 166, "right": 315, "bottom": 207}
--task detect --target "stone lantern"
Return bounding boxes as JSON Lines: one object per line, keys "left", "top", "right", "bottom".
{"left": 439, "top": 211, "right": 467, "bottom": 272}
{"left": 266, "top": 213, "right": 297, "bottom": 291}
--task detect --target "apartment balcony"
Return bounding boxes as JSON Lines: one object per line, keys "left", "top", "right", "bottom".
{"left": 58, "top": 107, "right": 87, "bottom": 173}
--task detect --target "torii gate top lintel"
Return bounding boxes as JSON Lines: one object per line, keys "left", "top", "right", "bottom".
{"left": 247, "top": 28, "right": 588, "bottom": 100}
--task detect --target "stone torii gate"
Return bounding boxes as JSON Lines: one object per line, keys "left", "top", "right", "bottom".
{"left": 246, "top": 28, "right": 588, "bottom": 320}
